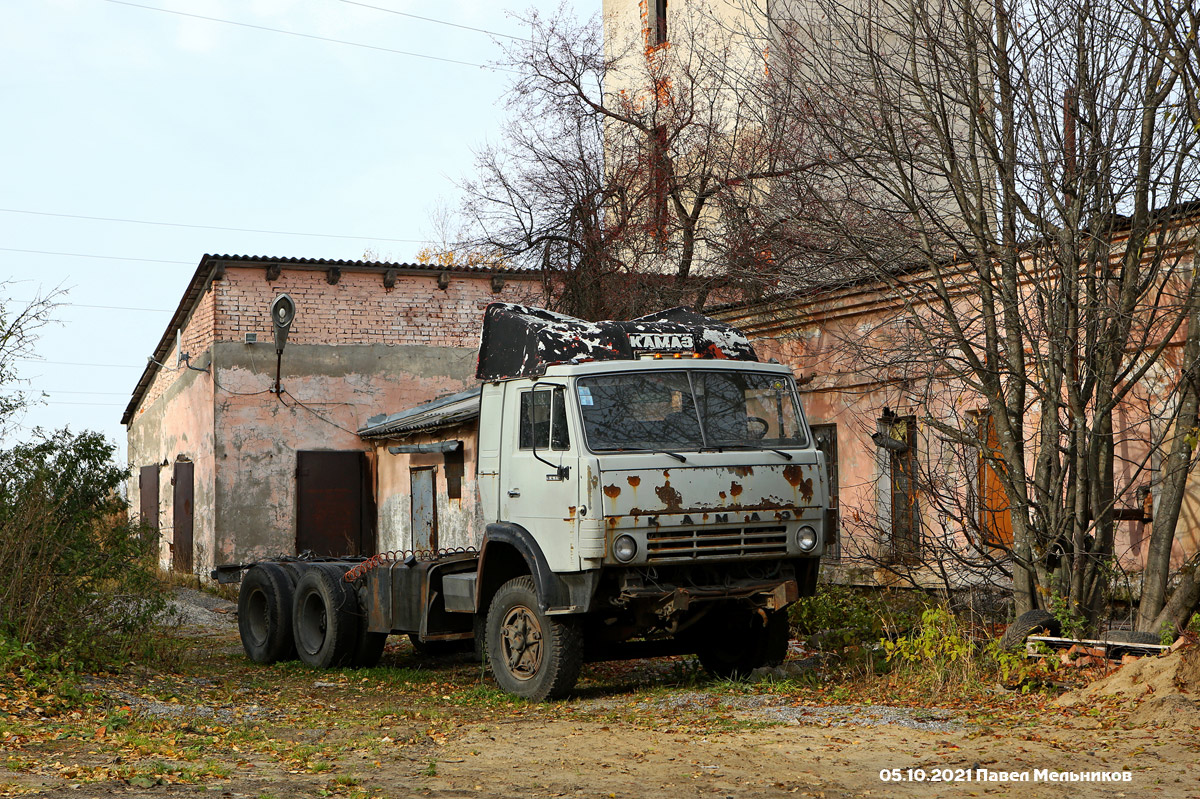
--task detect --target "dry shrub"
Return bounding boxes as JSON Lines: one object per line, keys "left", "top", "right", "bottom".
{"left": 0, "top": 429, "right": 170, "bottom": 665}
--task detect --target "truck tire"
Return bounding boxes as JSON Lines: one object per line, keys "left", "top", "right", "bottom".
{"left": 293, "top": 565, "right": 359, "bottom": 669}
{"left": 695, "top": 608, "right": 790, "bottom": 680}
{"left": 238, "top": 563, "right": 297, "bottom": 663}
{"left": 486, "top": 576, "right": 583, "bottom": 701}
{"left": 998, "top": 609, "right": 1061, "bottom": 650}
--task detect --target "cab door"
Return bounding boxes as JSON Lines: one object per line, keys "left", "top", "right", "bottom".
{"left": 499, "top": 384, "right": 579, "bottom": 571}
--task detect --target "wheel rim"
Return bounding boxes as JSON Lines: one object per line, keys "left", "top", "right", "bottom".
{"left": 500, "top": 604, "right": 543, "bottom": 681}
{"left": 297, "top": 591, "right": 328, "bottom": 656}
{"left": 246, "top": 588, "right": 269, "bottom": 647}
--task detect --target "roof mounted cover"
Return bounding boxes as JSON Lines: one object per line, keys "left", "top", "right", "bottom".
{"left": 475, "top": 303, "right": 757, "bottom": 381}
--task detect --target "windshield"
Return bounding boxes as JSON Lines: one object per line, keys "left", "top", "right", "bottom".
{"left": 576, "top": 370, "right": 809, "bottom": 451}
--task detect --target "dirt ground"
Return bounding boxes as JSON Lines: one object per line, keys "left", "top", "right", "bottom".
{"left": 2, "top": 589, "right": 1198, "bottom": 799}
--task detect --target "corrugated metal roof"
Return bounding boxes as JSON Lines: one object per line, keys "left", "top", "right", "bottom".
{"left": 203, "top": 253, "right": 535, "bottom": 276}
{"left": 358, "top": 386, "right": 482, "bottom": 440}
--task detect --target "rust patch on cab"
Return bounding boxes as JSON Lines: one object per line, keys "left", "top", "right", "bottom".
{"left": 799, "top": 476, "right": 814, "bottom": 503}
{"left": 603, "top": 484, "right": 622, "bottom": 499}
{"left": 783, "top": 464, "right": 804, "bottom": 487}
{"left": 655, "top": 481, "right": 683, "bottom": 512}
{"left": 627, "top": 475, "right": 641, "bottom": 488}
{"left": 730, "top": 481, "right": 744, "bottom": 497}
{"left": 731, "top": 465, "right": 754, "bottom": 478}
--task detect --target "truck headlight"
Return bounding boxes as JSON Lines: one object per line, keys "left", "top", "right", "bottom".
{"left": 613, "top": 534, "right": 637, "bottom": 563}
{"left": 796, "top": 526, "right": 818, "bottom": 552}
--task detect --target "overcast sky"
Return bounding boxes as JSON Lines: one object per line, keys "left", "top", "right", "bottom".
{"left": 1, "top": 0, "right": 577, "bottom": 462}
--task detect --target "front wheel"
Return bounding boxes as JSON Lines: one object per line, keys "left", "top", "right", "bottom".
{"left": 486, "top": 576, "right": 583, "bottom": 701}
{"left": 695, "top": 608, "right": 790, "bottom": 680}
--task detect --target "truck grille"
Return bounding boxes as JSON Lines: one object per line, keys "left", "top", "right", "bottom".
{"left": 645, "top": 525, "right": 789, "bottom": 560}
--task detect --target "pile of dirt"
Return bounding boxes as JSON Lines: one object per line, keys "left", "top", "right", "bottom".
{"left": 1056, "top": 637, "right": 1200, "bottom": 727}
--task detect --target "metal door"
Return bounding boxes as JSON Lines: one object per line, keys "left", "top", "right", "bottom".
{"left": 296, "top": 451, "right": 376, "bottom": 557}
{"left": 139, "top": 465, "right": 159, "bottom": 532}
{"left": 410, "top": 467, "right": 438, "bottom": 552}
{"left": 172, "top": 461, "right": 194, "bottom": 573}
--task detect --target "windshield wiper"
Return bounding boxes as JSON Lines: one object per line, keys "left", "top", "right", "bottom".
{"left": 611, "top": 447, "right": 689, "bottom": 462}
{"left": 713, "top": 443, "right": 793, "bottom": 461}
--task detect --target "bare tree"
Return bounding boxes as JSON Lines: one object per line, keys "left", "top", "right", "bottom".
{"left": 747, "top": 0, "right": 1200, "bottom": 633}
{"left": 0, "top": 285, "right": 60, "bottom": 439}
{"left": 453, "top": 2, "right": 802, "bottom": 319}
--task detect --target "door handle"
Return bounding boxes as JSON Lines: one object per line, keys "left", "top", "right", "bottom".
{"left": 508, "top": 488, "right": 521, "bottom": 497}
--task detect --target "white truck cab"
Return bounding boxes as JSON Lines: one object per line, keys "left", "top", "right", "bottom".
{"left": 478, "top": 358, "right": 826, "bottom": 574}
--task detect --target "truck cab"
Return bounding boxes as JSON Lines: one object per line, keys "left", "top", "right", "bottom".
{"left": 465, "top": 305, "right": 826, "bottom": 698}
{"left": 479, "top": 359, "right": 825, "bottom": 572}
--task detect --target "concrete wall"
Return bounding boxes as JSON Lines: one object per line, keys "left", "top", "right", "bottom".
{"left": 371, "top": 423, "right": 484, "bottom": 553}
{"left": 210, "top": 341, "right": 481, "bottom": 563}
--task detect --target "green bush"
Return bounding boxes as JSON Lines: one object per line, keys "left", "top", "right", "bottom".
{"left": 0, "top": 428, "right": 170, "bottom": 666}
{"left": 789, "top": 584, "right": 933, "bottom": 650}
{"left": 881, "top": 605, "right": 977, "bottom": 688}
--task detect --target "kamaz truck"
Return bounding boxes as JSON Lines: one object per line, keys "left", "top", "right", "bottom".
{"left": 215, "top": 303, "right": 828, "bottom": 700}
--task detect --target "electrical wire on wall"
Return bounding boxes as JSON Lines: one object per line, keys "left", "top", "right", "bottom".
{"left": 278, "top": 389, "right": 360, "bottom": 436}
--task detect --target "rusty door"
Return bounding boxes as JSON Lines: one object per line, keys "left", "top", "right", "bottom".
{"left": 883, "top": 415, "right": 920, "bottom": 562}
{"left": 410, "top": 467, "right": 438, "bottom": 552}
{"left": 172, "top": 461, "right": 194, "bottom": 573}
{"left": 139, "top": 465, "right": 159, "bottom": 532}
{"left": 296, "top": 451, "right": 376, "bottom": 557}
{"left": 975, "top": 412, "right": 1013, "bottom": 546}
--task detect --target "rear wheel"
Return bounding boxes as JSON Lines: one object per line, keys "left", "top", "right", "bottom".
{"left": 695, "top": 608, "right": 790, "bottom": 680}
{"left": 293, "top": 565, "right": 359, "bottom": 668}
{"left": 238, "top": 563, "right": 297, "bottom": 663}
{"left": 486, "top": 576, "right": 582, "bottom": 701}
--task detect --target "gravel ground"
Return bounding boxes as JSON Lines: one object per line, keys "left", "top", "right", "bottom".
{"left": 100, "top": 687, "right": 279, "bottom": 724}
{"left": 164, "top": 587, "right": 237, "bottom": 629}
{"left": 655, "top": 691, "right": 960, "bottom": 731}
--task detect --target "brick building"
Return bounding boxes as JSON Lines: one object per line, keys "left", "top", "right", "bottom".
{"left": 715, "top": 232, "right": 1200, "bottom": 591}
{"left": 123, "top": 255, "right": 539, "bottom": 575}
